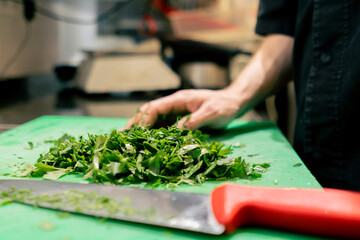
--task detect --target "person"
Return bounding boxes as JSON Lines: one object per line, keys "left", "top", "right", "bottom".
{"left": 124, "top": 1, "right": 360, "bottom": 191}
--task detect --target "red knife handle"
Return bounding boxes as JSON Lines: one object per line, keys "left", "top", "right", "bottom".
{"left": 211, "top": 184, "right": 360, "bottom": 239}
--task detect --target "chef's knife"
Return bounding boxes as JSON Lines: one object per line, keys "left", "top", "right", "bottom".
{"left": 1, "top": 180, "right": 360, "bottom": 239}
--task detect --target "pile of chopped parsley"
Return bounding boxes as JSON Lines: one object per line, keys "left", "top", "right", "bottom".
{"left": 20, "top": 125, "right": 268, "bottom": 187}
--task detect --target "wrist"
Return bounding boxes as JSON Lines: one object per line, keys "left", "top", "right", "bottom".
{"left": 219, "top": 87, "right": 251, "bottom": 118}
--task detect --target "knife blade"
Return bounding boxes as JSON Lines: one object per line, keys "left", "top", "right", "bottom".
{"left": 0, "top": 179, "right": 224, "bottom": 235}
{"left": 1, "top": 180, "right": 360, "bottom": 239}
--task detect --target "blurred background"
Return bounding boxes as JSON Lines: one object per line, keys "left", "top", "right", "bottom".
{"left": 0, "top": 0, "right": 295, "bottom": 142}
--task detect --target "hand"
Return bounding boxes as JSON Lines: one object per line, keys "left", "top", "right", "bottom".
{"left": 123, "top": 89, "right": 242, "bottom": 130}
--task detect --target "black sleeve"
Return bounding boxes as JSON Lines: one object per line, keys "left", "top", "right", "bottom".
{"left": 255, "top": 0, "right": 298, "bottom": 37}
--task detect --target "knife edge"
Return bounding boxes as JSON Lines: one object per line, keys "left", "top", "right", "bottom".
{"left": 0, "top": 179, "right": 225, "bottom": 235}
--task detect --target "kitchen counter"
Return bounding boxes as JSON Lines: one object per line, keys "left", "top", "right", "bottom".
{"left": 0, "top": 115, "right": 324, "bottom": 240}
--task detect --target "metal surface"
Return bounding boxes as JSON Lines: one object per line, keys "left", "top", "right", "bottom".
{"left": 0, "top": 179, "right": 225, "bottom": 235}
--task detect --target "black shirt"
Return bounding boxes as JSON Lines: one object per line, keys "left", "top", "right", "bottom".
{"left": 255, "top": 0, "right": 360, "bottom": 190}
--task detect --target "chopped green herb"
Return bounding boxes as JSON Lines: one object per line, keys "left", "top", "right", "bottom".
{"left": 57, "top": 212, "right": 71, "bottom": 219}
{"left": 19, "top": 125, "right": 269, "bottom": 187}
{"left": 43, "top": 168, "right": 69, "bottom": 180}
{"left": 259, "top": 163, "right": 271, "bottom": 168}
{"left": 0, "top": 197, "right": 13, "bottom": 205}
{"left": 293, "top": 163, "right": 303, "bottom": 167}
{"left": 25, "top": 142, "right": 34, "bottom": 150}
{"left": 1, "top": 188, "right": 157, "bottom": 220}
{"left": 16, "top": 164, "right": 36, "bottom": 177}
{"left": 165, "top": 214, "right": 176, "bottom": 220}
{"left": 252, "top": 163, "right": 270, "bottom": 172}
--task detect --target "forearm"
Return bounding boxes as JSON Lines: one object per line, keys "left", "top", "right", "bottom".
{"left": 224, "top": 34, "right": 294, "bottom": 116}
{"left": 124, "top": 34, "right": 294, "bottom": 130}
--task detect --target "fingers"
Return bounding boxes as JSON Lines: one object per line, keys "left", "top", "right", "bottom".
{"left": 123, "top": 91, "right": 194, "bottom": 130}
{"left": 176, "top": 94, "right": 239, "bottom": 130}
{"left": 121, "top": 89, "right": 235, "bottom": 131}
{"left": 176, "top": 103, "right": 218, "bottom": 130}
{"left": 123, "top": 103, "right": 152, "bottom": 129}
{"left": 175, "top": 115, "right": 191, "bottom": 129}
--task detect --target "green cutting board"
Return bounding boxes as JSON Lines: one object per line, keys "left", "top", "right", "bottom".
{"left": 0, "top": 116, "right": 324, "bottom": 240}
